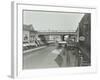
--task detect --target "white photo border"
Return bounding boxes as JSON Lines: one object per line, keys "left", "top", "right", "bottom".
{"left": 11, "top": 2, "right": 97, "bottom": 78}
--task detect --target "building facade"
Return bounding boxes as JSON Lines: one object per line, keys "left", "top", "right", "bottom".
{"left": 78, "top": 13, "right": 91, "bottom": 66}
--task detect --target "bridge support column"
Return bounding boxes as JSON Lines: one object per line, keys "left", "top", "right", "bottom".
{"left": 61, "top": 35, "right": 65, "bottom": 41}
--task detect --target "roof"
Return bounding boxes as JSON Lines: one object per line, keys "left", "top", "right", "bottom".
{"left": 23, "top": 24, "right": 37, "bottom": 32}
{"left": 23, "top": 24, "right": 34, "bottom": 31}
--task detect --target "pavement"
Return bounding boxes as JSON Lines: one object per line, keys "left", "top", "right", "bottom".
{"left": 23, "top": 46, "right": 47, "bottom": 54}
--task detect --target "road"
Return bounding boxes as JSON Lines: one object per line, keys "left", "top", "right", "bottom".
{"left": 23, "top": 45, "right": 60, "bottom": 69}
{"left": 23, "top": 45, "right": 79, "bottom": 69}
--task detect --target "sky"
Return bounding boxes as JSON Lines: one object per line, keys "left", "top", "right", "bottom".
{"left": 23, "top": 10, "right": 84, "bottom": 32}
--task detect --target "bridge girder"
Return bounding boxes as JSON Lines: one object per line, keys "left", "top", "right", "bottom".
{"left": 37, "top": 32, "right": 77, "bottom": 35}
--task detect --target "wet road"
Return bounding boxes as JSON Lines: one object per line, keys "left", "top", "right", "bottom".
{"left": 23, "top": 45, "right": 79, "bottom": 69}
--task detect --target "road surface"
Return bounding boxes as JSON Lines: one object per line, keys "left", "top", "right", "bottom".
{"left": 23, "top": 45, "right": 79, "bottom": 69}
